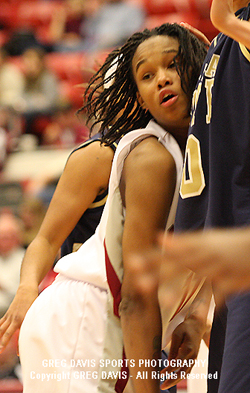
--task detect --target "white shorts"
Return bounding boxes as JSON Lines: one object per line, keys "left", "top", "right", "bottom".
{"left": 19, "top": 274, "right": 107, "bottom": 393}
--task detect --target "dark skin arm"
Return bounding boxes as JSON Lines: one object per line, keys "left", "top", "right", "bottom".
{"left": 119, "top": 136, "right": 177, "bottom": 393}
{"left": 0, "top": 141, "right": 114, "bottom": 351}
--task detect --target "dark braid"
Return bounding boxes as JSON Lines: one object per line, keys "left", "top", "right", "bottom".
{"left": 79, "top": 23, "right": 207, "bottom": 146}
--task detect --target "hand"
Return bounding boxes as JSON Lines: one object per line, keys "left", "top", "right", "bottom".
{"left": 161, "top": 315, "right": 205, "bottom": 389}
{"left": 0, "top": 285, "right": 38, "bottom": 352}
{"left": 180, "top": 22, "right": 211, "bottom": 47}
{"left": 158, "top": 227, "right": 250, "bottom": 302}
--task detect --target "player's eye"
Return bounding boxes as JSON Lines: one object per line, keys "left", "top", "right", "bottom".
{"left": 142, "top": 72, "right": 153, "bottom": 80}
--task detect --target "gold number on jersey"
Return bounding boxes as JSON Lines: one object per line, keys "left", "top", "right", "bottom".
{"left": 180, "top": 135, "right": 205, "bottom": 199}
{"left": 190, "top": 82, "right": 202, "bottom": 127}
{"left": 191, "top": 54, "right": 220, "bottom": 127}
{"left": 180, "top": 54, "right": 220, "bottom": 199}
{"left": 204, "top": 54, "right": 219, "bottom": 124}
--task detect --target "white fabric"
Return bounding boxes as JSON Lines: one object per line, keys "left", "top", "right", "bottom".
{"left": 19, "top": 275, "right": 107, "bottom": 393}
{"left": 97, "top": 122, "right": 203, "bottom": 392}
{"left": 19, "top": 121, "right": 199, "bottom": 393}
{"left": 54, "top": 120, "right": 183, "bottom": 288}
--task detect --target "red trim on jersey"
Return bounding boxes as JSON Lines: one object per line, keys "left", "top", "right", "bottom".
{"left": 104, "top": 240, "right": 121, "bottom": 318}
{"left": 104, "top": 241, "right": 129, "bottom": 392}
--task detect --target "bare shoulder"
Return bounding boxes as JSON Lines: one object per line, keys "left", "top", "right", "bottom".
{"left": 125, "top": 136, "right": 176, "bottom": 175}
{"left": 61, "top": 141, "right": 115, "bottom": 194}
{"left": 67, "top": 141, "right": 115, "bottom": 169}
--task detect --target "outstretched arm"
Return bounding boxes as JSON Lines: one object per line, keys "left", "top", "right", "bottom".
{"left": 210, "top": 0, "right": 250, "bottom": 49}
{"left": 158, "top": 226, "right": 250, "bottom": 301}
{"left": 0, "top": 142, "right": 114, "bottom": 352}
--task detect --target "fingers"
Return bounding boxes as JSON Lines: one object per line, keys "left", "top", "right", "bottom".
{"left": 0, "top": 317, "right": 11, "bottom": 352}
{"left": 160, "top": 350, "right": 197, "bottom": 389}
{"left": 160, "top": 318, "right": 203, "bottom": 389}
{"left": 0, "top": 313, "right": 21, "bottom": 352}
{"left": 179, "top": 22, "right": 211, "bottom": 47}
{"left": 167, "top": 327, "right": 184, "bottom": 362}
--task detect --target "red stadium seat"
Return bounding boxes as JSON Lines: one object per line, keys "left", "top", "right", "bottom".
{"left": 59, "top": 80, "right": 84, "bottom": 107}
{"left": 142, "top": 0, "right": 191, "bottom": 15}
{"left": 188, "top": 0, "right": 212, "bottom": 18}
{"left": 0, "top": 2, "right": 19, "bottom": 30}
{"left": 16, "top": 1, "right": 63, "bottom": 29}
{"left": 45, "top": 52, "right": 86, "bottom": 83}
{"left": 144, "top": 12, "right": 199, "bottom": 30}
{"left": 0, "top": 30, "right": 9, "bottom": 46}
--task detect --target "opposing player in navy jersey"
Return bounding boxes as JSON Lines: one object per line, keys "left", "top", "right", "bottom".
{"left": 0, "top": 46, "right": 120, "bottom": 354}
{"left": 157, "top": 1, "right": 250, "bottom": 392}
{"left": 0, "top": 136, "right": 115, "bottom": 348}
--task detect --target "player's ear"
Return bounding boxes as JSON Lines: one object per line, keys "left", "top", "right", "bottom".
{"left": 136, "top": 91, "right": 147, "bottom": 110}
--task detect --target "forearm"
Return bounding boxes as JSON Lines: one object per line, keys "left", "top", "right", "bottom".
{"left": 120, "top": 276, "right": 162, "bottom": 393}
{"left": 19, "top": 235, "right": 59, "bottom": 290}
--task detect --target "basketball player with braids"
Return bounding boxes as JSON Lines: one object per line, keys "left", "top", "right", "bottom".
{"left": 82, "top": 24, "right": 209, "bottom": 393}
{"left": 6, "top": 23, "right": 207, "bottom": 393}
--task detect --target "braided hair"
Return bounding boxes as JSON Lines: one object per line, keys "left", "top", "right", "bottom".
{"left": 80, "top": 23, "right": 207, "bottom": 146}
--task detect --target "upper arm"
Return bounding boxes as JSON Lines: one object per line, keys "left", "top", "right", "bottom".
{"left": 121, "top": 137, "right": 177, "bottom": 265}
{"left": 36, "top": 141, "right": 114, "bottom": 251}
{"left": 210, "top": 2, "right": 250, "bottom": 50}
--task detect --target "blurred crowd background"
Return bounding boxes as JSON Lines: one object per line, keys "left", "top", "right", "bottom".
{"left": 0, "top": 0, "right": 216, "bottom": 390}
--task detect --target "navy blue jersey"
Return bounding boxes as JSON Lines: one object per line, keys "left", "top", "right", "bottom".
{"left": 175, "top": 3, "right": 250, "bottom": 231}
{"left": 61, "top": 137, "right": 116, "bottom": 256}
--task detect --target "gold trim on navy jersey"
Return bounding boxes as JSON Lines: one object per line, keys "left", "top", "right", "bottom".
{"left": 89, "top": 194, "right": 108, "bottom": 209}
{"left": 239, "top": 42, "right": 250, "bottom": 62}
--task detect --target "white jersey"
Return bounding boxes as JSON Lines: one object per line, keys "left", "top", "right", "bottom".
{"left": 97, "top": 121, "right": 203, "bottom": 393}
{"left": 54, "top": 120, "right": 202, "bottom": 393}
{"left": 20, "top": 120, "right": 201, "bottom": 393}
{"left": 54, "top": 120, "right": 183, "bottom": 286}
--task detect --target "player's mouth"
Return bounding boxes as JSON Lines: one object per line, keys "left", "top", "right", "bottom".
{"left": 159, "top": 90, "right": 178, "bottom": 107}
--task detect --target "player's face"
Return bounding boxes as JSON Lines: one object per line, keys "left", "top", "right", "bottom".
{"left": 132, "top": 35, "right": 190, "bottom": 144}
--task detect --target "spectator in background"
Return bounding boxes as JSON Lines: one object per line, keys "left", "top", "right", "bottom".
{"left": 0, "top": 210, "right": 25, "bottom": 318}
{"left": 0, "top": 48, "right": 24, "bottom": 109}
{"left": 0, "top": 106, "right": 24, "bottom": 169}
{"left": 19, "top": 46, "right": 60, "bottom": 142}
{"left": 18, "top": 196, "right": 47, "bottom": 248}
{"left": 50, "top": 0, "right": 99, "bottom": 52}
{"left": 83, "top": 0, "right": 146, "bottom": 51}
{"left": 4, "top": 29, "right": 45, "bottom": 57}
{"left": 0, "top": 125, "right": 7, "bottom": 171}
{"left": 41, "top": 103, "right": 89, "bottom": 148}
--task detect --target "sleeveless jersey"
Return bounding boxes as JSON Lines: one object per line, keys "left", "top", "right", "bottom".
{"left": 55, "top": 121, "right": 203, "bottom": 392}
{"left": 99, "top": 120, "right": 203, "bottom": 393}
{"left": 55, "top": 120, "right": 183, "bottom": 287}
{"left": 175, "top": 3, "right": 250, "bottom": 231}
{"left": 61, "top": 136, "right": 116, "bottom": 256}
